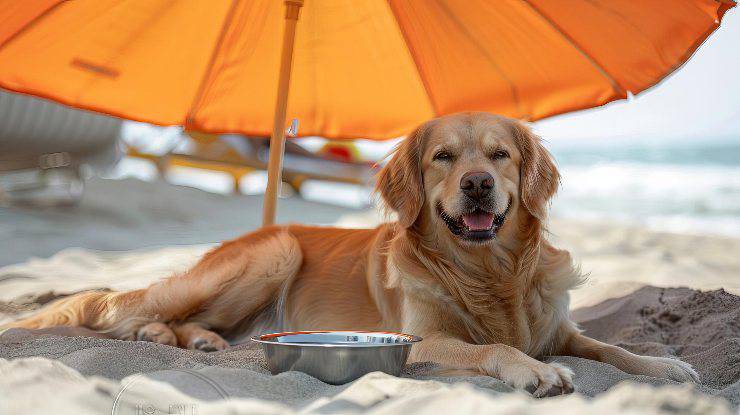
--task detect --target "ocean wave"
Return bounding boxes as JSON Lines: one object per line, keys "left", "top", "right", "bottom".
{"left": 552, "top": 162, "right": 740, "bottom": 237}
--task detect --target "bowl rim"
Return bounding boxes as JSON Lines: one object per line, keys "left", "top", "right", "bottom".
{"left": 251, "top": 330, "right": 423, "bottom": 348}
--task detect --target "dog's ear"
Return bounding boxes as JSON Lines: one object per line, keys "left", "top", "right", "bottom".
{"left": 511, "top": 121, "right": 560, "bottom": 221}
{"left": 375, "top": 124, "right": 429, "bottom": 228}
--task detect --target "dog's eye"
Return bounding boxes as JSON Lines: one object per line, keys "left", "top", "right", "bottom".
{"left": 490, "top": 150, "right": 510, "bottom": 160}
{"left": 433, "top": 151, "right": 453, "bottom": 162}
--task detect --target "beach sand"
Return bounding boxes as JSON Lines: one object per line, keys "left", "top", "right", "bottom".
{"left": 548, "top": 218, "right": 740, "bottom": 308}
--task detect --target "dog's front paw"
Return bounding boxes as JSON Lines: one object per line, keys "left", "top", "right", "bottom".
{"left": 484, "top": 352, "right": 574, "bottom": 397}
{"left": 640, "top": 356, "right": 699, "bottom": 383}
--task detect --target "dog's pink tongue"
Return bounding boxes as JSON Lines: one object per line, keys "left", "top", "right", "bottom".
{"left": 462, "top": 212, "right": 494, "bottom": 231}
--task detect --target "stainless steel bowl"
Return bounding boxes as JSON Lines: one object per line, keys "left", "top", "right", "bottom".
{"left": 252, "top": 330, "right": 422, "bottom": 385}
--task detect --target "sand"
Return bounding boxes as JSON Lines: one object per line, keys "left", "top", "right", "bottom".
{"left": 1, "top": 177, "right": 739, "bottom": 413}
{"left": 0, "top": 286, "right": 737, "bottom": 414}
{"left": 547, "top": 219, "right": 740, "bottom": 308}
{"left": 0, "top": 178, "right": 359, "bottom": 267}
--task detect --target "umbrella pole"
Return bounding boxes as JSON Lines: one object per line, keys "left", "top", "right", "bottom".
{"left": 262, "top": 0, "right": 303, "bottom": 226}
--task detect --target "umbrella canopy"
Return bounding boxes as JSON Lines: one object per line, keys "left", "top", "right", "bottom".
{"left": 0, "top": 0, "right": 734, "bottom": 140}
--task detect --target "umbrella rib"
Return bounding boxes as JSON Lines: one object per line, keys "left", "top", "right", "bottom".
{"left": 386, "top": 1, "right": 439, "bottom": 115}
{"left": 432, "top": 0, "right": 526, "bottom": 119}
{"left": 521, "top": 0, "right": 627, "bottom": 97}
{"left": 0, "top": 1, "right": 65, "bottom": 50}
{"left": 185, "top": 0, "right": 240, "bottom": 129}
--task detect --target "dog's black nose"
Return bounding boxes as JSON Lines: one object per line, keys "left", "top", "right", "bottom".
{"left": 460, "top": 171, "right": 493, "bottom": 199}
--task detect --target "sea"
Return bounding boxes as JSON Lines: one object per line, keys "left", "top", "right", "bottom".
{"left": 547, "top": 136, "right": 740, "bottom": 237}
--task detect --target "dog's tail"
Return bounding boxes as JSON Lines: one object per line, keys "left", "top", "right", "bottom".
{"left": 1, "top": 228, "right": 303, "bottom": 339}
{"left": 2, "top": 290, "right": 131, "bottom": 336}
{"left": 1, "top": 279, "right": 202, "bottom": 339}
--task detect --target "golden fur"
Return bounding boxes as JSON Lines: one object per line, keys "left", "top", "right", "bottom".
{"left": 4, "top": 112, "right": 698, "bottom": 396}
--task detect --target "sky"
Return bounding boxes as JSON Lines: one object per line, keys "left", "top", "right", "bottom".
{"left": 534, "top": 11, "right": 740, "bottom": 142}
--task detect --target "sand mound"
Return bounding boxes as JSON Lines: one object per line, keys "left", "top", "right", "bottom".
{"left": 2, "top": 286, "right": 738, "bottom": 409}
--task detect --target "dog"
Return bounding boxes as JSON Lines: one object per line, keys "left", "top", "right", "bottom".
{"left": 4, "top": 112, "right": 698, "bottom": 397}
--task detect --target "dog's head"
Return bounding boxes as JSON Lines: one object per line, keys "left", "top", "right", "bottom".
{"left": 377, "top": 112, "right": 559, "bottom": 245}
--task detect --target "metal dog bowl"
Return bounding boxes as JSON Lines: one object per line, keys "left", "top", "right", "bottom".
{"left": 252, "top": 331, "right": 422, "bottom": 384}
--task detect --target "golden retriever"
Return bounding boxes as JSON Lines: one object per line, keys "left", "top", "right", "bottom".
{"left": 4, "top": 112, "right": 698, "bottom": 396}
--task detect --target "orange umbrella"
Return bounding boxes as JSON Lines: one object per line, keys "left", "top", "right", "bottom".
{"left": 0, "top": 0, "right": 734, "bottom": 224}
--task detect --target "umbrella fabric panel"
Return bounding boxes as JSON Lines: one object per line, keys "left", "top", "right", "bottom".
{"left": 188, "top": 0, "right": 434, "bottom": 139}
{"left": 0, "top": 0, "right": 232, "bottom": 125}
{"left": 388, "top": 0, "right": 620, "bottom": 122}
{"left": 527, "top": 0, "right": 735, "bottom": 94}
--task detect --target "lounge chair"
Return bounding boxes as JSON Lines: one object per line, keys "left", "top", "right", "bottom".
{"left": 0, "top": 90, "right": 123, "bottom": 205}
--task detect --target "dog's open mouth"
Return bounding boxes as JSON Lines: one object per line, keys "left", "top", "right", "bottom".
{"left": 436, "top": 201, "right": 510, "bottom": 242}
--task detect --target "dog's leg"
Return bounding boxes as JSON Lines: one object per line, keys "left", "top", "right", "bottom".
{"left": 411, "top": 332, "right": 574, "bottom": 397}
{"left": 171, "top": 322, "right": 229, "bottom": 352}
{"left": 401, "top": 293, "right": 573, "bottom": 397}
{"left": 136, "top": 322, "right": 177, "bottom": 346}
{"left": 558, "top": 330, "right": 699, "bottom": 383}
